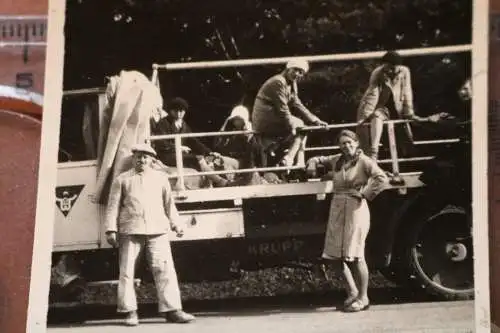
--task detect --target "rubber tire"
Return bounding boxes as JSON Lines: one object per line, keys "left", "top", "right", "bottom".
{"left": 402, "top": 206, "right": 474, "bottom": 301}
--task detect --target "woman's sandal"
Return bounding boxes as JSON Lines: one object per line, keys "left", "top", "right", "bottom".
{"left": 342, "top": 294, "right": 359, "bottom": 309}
{"left": 343, "top": 299, "right": 370, "bottom": 313}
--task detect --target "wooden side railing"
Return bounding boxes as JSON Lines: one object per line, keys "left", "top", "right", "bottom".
{"left": 147, "top": 118, "right": 458, "bottom": 191}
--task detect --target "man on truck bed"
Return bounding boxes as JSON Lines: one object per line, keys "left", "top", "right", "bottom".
{"left": 104, "top": 143, "right": 195, "bottom": 326}
{"left": 152, "top": 97, "right": 218, "bottom": 169}
{"left": 252, "top": 59, "right": 328, "bottom": 167}
{"left": 356, "top": 51, "right": 430, "bottom": 160}
{"left": 151, "top": 97, "right": 239, "bottom": 185}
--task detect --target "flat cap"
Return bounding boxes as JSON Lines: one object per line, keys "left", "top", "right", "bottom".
{"left": 131, "top": 143, "right": 157, "bottom": 157}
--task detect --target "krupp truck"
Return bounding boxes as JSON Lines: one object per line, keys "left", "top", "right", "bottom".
{"left": 49, "top": 44, "right": 474, "bottom": 307}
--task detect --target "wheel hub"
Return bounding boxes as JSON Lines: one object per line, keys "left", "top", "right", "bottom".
{"left": 410, "top": 211, "right": 474, "bottom": 299}
{"left": 445, "top": 242, "right": 468, "bottom": 262}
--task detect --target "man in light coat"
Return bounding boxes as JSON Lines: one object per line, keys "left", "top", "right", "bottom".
{"left": 104, "top": 143, "right": 195, "bottom": 326}
{"left": 252, "top": 59, "right": 328, "bottom": 167}
{"left": 356, "top": 51, "right": 429, "bottom": 160}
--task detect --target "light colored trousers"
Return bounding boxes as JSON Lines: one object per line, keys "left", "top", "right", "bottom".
{"left": 118, "top": 233, "right": 182, "bottom": 313}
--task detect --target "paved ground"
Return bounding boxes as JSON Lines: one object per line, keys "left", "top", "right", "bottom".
{"left": 47, "top": 300, "right": 474, "bottom": 333}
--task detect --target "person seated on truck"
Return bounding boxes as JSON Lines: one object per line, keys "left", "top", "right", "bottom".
{"left": 212, "top": 105, "right": 281, "bottom": 186}
{"left": 251, "top": 59, "right": 328, "bottom": 167}
{"left": 216, "top": 105, "right": 251, "bottom": 147}
{"left": 151, "top": 97, "right": 214, "bottom": 169}
{"left": 356, "top": 51, "right": 431, "bottom": 160}
{"left": 151, "top": 97, "right": 239, "bottom": 181}
{"left": 215, "top": 105, "right": 261, "bottom": 168}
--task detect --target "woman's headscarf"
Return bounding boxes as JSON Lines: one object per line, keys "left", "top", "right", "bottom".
{"left": 219, "top": 105, "right": 252, "bottom": 132}
{"left": 215, "top": 105, "right": 253, "bottom": 148}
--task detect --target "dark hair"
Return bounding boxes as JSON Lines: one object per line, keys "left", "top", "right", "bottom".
{"left": 334, "top": 130, "right": 362, "bottom": 171}
{"left": 168, "top": 97, "right": 189, "bottom": 111}
{"left": 336, "top": 129, "right": 359, "bottom": 143}
{"left": 382, "top": 51, "right": 403, "bottom": 66}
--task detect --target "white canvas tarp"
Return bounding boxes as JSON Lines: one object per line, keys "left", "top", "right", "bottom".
{"left": 95, "top": 70, "right": 162, "bottom": 204}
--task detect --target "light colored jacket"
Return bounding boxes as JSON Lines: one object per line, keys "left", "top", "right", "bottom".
{"left": 104, "top": 168, "right": 180, "bottom": 235}
{"left": 357, "top": 65, "right": 414, "bottom": 121}
{"left": 252, "top": 73, "right": 319, "bottom": 134}
{"left": 307, "top": 152, "right": 388, "bottom": 201}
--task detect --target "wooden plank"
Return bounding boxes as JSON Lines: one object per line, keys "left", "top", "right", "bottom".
{"left": 173, "top": 174, "right": 424, "bottom": 203}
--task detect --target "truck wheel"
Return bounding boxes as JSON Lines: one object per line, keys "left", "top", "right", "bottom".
{"left": 403, "top": 205, "right": 474, "bottom": 301}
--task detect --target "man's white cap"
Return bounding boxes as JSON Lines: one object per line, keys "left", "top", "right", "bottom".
{"left": 131, "top": 143, "right": 157, "bottom": 157}
{"left": 286, "top": 58, "right": 309, "bottom": 73}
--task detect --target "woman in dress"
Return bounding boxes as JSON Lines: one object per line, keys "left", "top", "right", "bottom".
{"left": 306, "top": 129, "right": 388, "bottom": 312}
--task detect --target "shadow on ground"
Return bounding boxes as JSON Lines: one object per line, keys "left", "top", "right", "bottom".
{"left": 47, "top": 286, "right": 441, "bottom": 326}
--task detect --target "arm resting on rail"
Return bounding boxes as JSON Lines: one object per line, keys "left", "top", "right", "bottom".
{"left": 357, "top": 67, "right": 382, "bottom": 123}
{"left": 306, "top": 154, "right": 341, "bottom": 177}
{"left": 359, "top": 156, "right": 389, "bottom": 201}
{"left": 266, "top": 79, "right": 303, "bottom": 132}
{"left": 184, "top": 123, "right": 213, "bottom": 156}
{"left": 289, "top": 81, "right": 323, "bottom": 125}
{"left": 400, "top": 66, "right": 416, "bottom": 119}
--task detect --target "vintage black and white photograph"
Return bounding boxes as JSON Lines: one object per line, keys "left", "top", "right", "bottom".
{"left": 43, "top": 0, "right": 489, "bottom": 331}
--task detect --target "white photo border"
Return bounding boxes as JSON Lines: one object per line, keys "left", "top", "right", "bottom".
{"left": 472, "top": 0, "right": 491, "bottom": 331}
{"left": 26, "top": 0, "right": 492, "bottom": 331}
{"left": 26, "top": 0, "right": 66, "bottom": 332}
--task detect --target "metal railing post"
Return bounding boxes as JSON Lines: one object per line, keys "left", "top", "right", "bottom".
{"left": 174, "top": 136, "right": 185, "bottom": 191}
{"left": 387, "top": 122, "right": 406, "bottom": 194}
{"left": 387, "top": 122, "right": 399, "bottom": 175}
{"left": 151, "top": 66, "right": 159, "bottom": 87}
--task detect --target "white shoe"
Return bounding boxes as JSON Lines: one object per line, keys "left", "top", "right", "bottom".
{"left": 165, "top": 310, "right": 195, "bottom": 323}
{"left": 124, "top": 311, "right": 139, "bottom": 326}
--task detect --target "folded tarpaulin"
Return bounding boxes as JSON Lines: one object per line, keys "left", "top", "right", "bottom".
{"left": 95, "top": 70, "right": 163, "bottom": 204}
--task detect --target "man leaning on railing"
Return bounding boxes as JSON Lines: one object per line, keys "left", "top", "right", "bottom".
{"left": 251, "top": 59, "right": 328, "bottom": 167}
{"left": 356, "top": 51, "right": 433, "bottom": 160}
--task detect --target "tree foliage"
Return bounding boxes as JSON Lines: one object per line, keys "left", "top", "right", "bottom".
{"left": 63, "top": 0, "right": 471, "bottom": 132}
